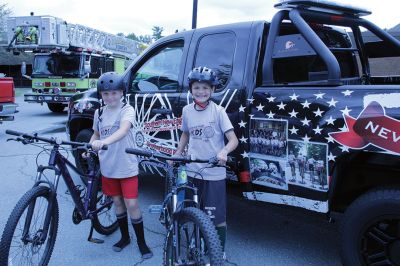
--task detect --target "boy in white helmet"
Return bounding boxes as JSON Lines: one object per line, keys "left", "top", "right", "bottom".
{"left": 174, "top": 66, "right": 238, "bottom": 258}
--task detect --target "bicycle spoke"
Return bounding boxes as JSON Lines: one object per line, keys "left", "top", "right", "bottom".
{"left": 4, "top": 188, "right": 58, "bottom": 266}
{"left": 90, "top": 192, "right": 118, "bottom": 235}
{"left": 173, "top": 220, "right": 210, "bottom": 265}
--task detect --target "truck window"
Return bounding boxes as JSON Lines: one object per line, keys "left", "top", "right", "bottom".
{"left": 264, "top": 25, "right": 358, "bottom": 84}
{"left": 33, "top": 54, "right": 82, "bottom": 77}
{"left": 194, "top": 32, "right": 235, "bottom": 91}
{"left": 90, "top": 56, "right": 105, "bottom": 78}
{"left": 131, "top": 41, "right": 183, "bottom": 92}
{"left": 362, "top": 31, "right": 400, "bottom": 76}
{"left": 105, "top": 58, "right": 114, "bottom": 72}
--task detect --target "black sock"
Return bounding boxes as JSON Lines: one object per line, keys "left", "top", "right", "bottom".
{"left": 131, "top": 217, "right": 153, "bottom": 259}
{"left": 112, "top": 213, "right": 131, "bottom": 252}
{"left": 216, "top": 225, "right": 227, "bottom": 252}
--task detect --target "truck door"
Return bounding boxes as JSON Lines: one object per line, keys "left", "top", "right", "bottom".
{"left": 126, "top": 39, "right": 189, "bottom": 158}
{"left": 181, "top": 25, "right": 251, "bottom": 179}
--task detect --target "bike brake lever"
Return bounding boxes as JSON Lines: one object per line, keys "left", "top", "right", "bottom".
{"left": 7, "top": 137, "right": 26, "bottom": 143}
{"left": 208, "top": 156, "right": 234, "bottom": 168}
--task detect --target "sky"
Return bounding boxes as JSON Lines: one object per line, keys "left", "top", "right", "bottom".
{"left": 4, "top": 0, "right": 400, "bottom": 37}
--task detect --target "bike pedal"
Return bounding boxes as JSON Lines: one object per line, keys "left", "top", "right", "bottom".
{"left": 72, "top": 208, "right": 82, "bottom": 225}
{"left": 148, "top": 204, "right": 163, "bottom": 214}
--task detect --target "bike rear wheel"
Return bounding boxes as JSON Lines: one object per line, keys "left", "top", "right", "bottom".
{"left": 163, "top": 207, "right": 224, "bottom": 266}
{"left": 0, "top": 186, "right": 59, "bottom": 266}
{"left": 90, "top": 182, "right": 118, "bottom": 235}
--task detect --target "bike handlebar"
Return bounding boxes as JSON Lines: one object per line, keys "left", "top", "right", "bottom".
{"left": 6, "top": 129, "right": 108, "bottom": 150}
{"left": 125, "top": 148, "right": 212, "bottom": 164}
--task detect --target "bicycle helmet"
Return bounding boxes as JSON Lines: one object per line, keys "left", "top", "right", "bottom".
{"left": 97, "top": 72, "right": 123, "bottom": 92}
{"left": 96, "top": 72, "right": 127, "bottom": 120}
{"left": 187, "top": 67, "right": 219, "bottom": 89}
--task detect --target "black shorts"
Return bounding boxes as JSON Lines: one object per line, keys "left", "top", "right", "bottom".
{"left": 188, "top": 177, "right": 227, "bottom": 226}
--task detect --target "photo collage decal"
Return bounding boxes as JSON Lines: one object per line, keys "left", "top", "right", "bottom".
{"left": 249, "top": 118, "right": 328, "bottom": 191}
{"left": 249, "top": 118, "right": 288, "bottom": 190}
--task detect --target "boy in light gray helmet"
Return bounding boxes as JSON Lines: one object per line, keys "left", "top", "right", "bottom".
{"left": 87, "top": 72, "right": 152, "bottom": 259}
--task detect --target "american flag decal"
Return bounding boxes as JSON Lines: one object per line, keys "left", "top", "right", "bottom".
{"left": 240, "top": 87, "right": 400, "bottom": 193}
{"left": 250, "top": 88, "right": 366, "bottom": 162}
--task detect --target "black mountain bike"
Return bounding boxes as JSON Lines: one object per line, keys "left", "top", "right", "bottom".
{"left": 0, "top": 130, "right": 118, "bottom": 265}
{"left": 125, "top": 148, "right": 224, "bottom": 266}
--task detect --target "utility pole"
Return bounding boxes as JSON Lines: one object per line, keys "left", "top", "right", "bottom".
{"left": 192, "top": 0, "right": 198, "bottom": 29}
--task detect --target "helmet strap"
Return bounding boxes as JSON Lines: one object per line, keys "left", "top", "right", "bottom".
{"left": 194, "top": 99, "right": 210, "bottom": 111}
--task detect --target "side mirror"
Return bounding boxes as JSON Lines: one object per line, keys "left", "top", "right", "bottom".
{"left": 21, "top": 61, "right": 32, "bottom": 80}
{"left": 21, "top": 62, "right": 26, "bottom": 76}
{"left": 84, "top": 60, "right": 91, "bottom": 74}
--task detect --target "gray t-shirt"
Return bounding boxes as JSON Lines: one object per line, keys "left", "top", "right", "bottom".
{"left": 93, "top": 103, "right": 138, "bottom": 178}
{"left": 181, "top": 101, "right": 233, "bottom": 181}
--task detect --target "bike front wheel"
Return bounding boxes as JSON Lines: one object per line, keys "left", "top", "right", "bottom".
{"left": 0, "top": 186, "right": 59, "bottom": 266}
{"left": 90, "top": 187, "right": 118, "bottom": 235}
{"left": 163, "top": 207, "right": 224, "bottom": 266}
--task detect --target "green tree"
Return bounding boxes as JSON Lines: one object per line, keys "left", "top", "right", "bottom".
{"left": 307, "top": 144, "right": 327, "bottom": 161}
{"left": 126, "top": 33, "right": 138, "bottom": 41}
{"left": 0, "top": 4, "right": 12, "bottom": 30}
{"left": 0, "top": 4, "right": 11, "bottom": 18}
{"left": 0, "top": 4, "right": 12, "bottom": 43}
{"left": 152, "top": 26, "right": 164, "bottom": 41}
{"left": 116, "top": 32, "right": 125, "bottom": 37}
{"left": 138, "top": 34, "right": 152, "bottom": 44}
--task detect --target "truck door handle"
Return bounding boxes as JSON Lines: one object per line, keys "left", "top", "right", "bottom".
{"left": 151, "top": 108, "right": 172, "bottom": 115}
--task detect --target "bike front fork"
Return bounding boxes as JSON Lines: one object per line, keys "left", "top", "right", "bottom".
{"left": 172, "top": 186, "right": 199, "bottom": 212}
{"left": 23, "top": 180, "right": 58, "bottom": 245}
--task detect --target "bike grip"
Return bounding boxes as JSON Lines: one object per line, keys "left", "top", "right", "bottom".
{"left": 125, "top": 148, "right": 152, "bottom": 157}
{"left": 83, "top": 143, "right": 108, "bottom": 150}
{"left": 5, "top": 129, "right": 23, "bottom": 136}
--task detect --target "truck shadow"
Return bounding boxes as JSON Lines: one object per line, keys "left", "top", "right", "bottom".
{"left": 34, "top": 111, "right": 68, "bottom": 117}
{"left": 225, "top": 186, "right": 341, "bottom": 265}
{"left": 139, "top": 173, "right": 341, "bottom": 265}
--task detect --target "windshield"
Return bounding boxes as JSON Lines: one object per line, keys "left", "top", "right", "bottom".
{"left": 32, "top": 54, "right": 82, "bottom": 77}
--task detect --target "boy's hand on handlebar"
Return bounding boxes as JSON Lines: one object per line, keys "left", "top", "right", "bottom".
{"left": 217, "top": 149, "right": 228, "bottom": 166}
{"left": 91, "top": 140, "right": 106, "bottom": 151}
{"left": 167, "top": 152, "right": 181, "bottom": 166}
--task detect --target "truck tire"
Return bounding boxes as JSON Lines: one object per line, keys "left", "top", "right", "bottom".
{"left": 47, "top": 103, "right": 65, "bottom": 113}
{"left": 74, "top": 129, "right": 94, "bottom": 185}
{"left": 340, "top": 188, "right": 400, "bottom": 266}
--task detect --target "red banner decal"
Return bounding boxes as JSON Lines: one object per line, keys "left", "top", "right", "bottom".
{"left": 330, "top": 101, "right": 400, "bottom": 154}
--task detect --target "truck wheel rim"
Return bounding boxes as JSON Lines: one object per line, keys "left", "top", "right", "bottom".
{"left": 361, "top": 218, "right": 400, "bottom": 265}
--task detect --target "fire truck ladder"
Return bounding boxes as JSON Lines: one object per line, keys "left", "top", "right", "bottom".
{"left": 5, "top": 15, "right": 139, "bottom": 59}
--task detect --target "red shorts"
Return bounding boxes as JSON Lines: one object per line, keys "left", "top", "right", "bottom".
{"left": 102, "top": 176, "right": 138, "bottom": 199}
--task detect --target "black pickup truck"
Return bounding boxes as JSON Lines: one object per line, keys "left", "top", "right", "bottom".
{"left": 67, "top": 1, "right": 400, "bottom": 264}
